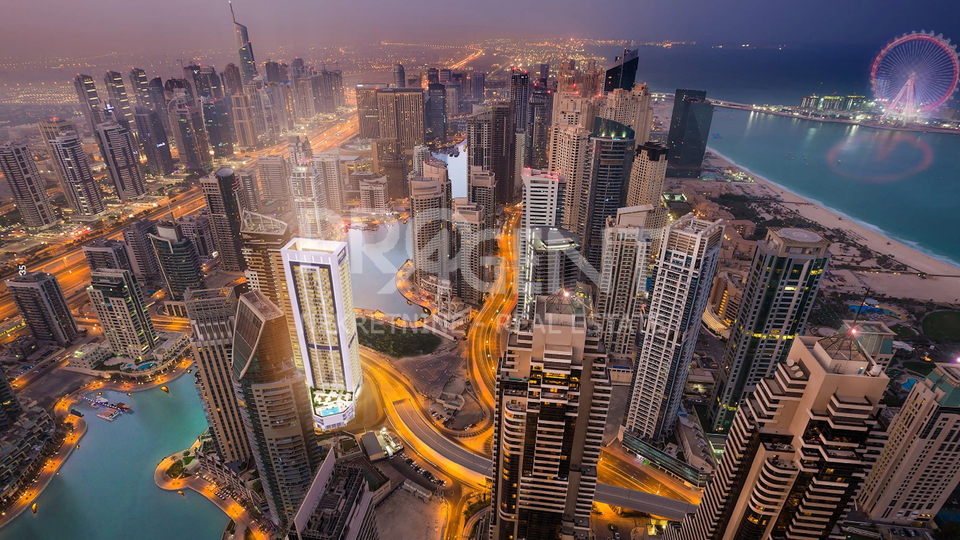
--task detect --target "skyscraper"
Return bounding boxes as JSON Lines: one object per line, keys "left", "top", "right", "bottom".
{"left": 128, "top": 67, "right": 151, "bottom": 107}
{"left": 102, "top": 70, "right": 134, "bottom": 128}
{"left": 603, "top": 49, "right": 639, "bottom": 93}
{"left": 858, "top": 363, "right": 960, "bottom": 526}
{"left": 264, "top": 60, "right": 282, "bottom": 83}
{"left": 257, "top": 154, "right": 289, "bottom": 204}
{"left": 509, "top": 69, "right": 530, "bottom": 134}
{"left": 596, "top": 206, "right": 652, "bottom": 359}
{"left": 524, "top": 226, "right": 581, "bottom": 305}
{"left": 234, "top": 167, "right": 260, "bottom": 213}
{"left": 625, "top": 142, "right": 669, "bottom": 208}
{"left": 626, "top": 142, "right": 670, "bottom": 250}
{"left": 223, "top": 63, "right": 243, "bottom": 96}
{"left": 133, "top": 105, "right": 175, "bottom": 176}
{"left": 37, "top": 117, "right": 76, "bottom": 199}
{"left": 146, "top": 77, "right": 171, "bottom": 133}
{"left": 490, "top": 292, "right": 611, "bottom": 540}
{"left": 73, "top": 74, "right": 103, "bottom": 132}
{"left": 467, "top": 71, "right": 485, "bottom": 102}
{"left": 392, "top": 63, "right": 406, "bottom": 88}
{"left": 289, "top": 158, "right": 338, "bottom": 240}
{"left": 666, "top": 334, "right": 889, "bottom": 540}
{"left": 356, "top": 84, "right": 382, "bottom": 139}
{"left": 358, "top": 177, "right": 389, "bottom": 214}
{"left": 0, "top": 142, "right": 57, "bottom": 229}
{"left": 168, "top": 97, "right": 213, "bottom": 174}
{"left": 600, "top": 83, "right": 654, "bottom": 144}
{"left": 547, "top": 125, "right": 591, "bottom": 232}
{"left": 517, "top": 168, "right": 568, "bottom": 318}
{"left": 230, "top": 2, "right": 258, "bottom": 83}
{"left": 376, "top": 88, "right": 425, "bottom": 152}
{"left": 150, "top": 222, "right": 204, "bottom": 302}
{"left": 123, "top": 218, "right": 161, "bottom": 280}
{"left": 232, "top": 290, "right": 320, "bottom": 529}
{"left": 95, "top": 121, "right": 146, "bottom": 200}
{"left": 666, "top": 89, "right": 714, "bottom": 178}
{"left": 6, "top": 272, "right": 79, "bottom": 347}
{"left": 577, "top": 118, "right": 635, "bottom": 270}
{"left": 184, "top": 287, "right": 252, "bottom": 465}
{"left": 231, "top": 92, "right": 260, "bottom": 149}
{"left": 48, "top": 131, "right": 105, "bottom": 215}
{"left": 82, "top": 238, "right": 133, "bottom": 273}
{"left": 240, "top": 212, "right": 291, "bottom": 310}
{"left": 425, "top": 83, "right": 447, "bottom": 142}
{"left": 202, "top": 97, "right": 234, "bottom": 158}
{"left": 624, "top": 214, "right": 722, "bottom": 440}
{"left": 88, "top": 269, "right": 159, "bottom": 361}
{"left": 467, "top": 166, "right": 496, "bottom": 231}
{"left": 466, "top": 102, "right": 515, "bottom": 205}
{"left": 281, "top": 239, "right": 361, "bottom": 431}
{"left": 452, "top": 201, "right": 485, "bottom": 306}
{"left": 177, "top": 213, "right": 216, "bottom": 258}
{"left": 525, "top": 78, "right": 553, "bottom": 169}
{"left": 409, "top": 173, "right": 452, "bottom": 294}
{"left": 709, "top": 228, "right": 830, "bottom": 432}
{"left": 202, "top": 168, "right": 247, "bottom": 272}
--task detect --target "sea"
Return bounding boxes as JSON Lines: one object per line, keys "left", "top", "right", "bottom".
{"left": 590, "top": 44, "right": 960, "bottom": 268}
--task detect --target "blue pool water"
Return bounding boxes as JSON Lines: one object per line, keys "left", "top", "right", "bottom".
{"left": 902, "top": 378, "right": 919, "bottom": 390}
{"left": 0, "top": 374, "right": 225, "bottom": 540}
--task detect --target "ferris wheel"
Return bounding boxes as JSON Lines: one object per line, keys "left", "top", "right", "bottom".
{"left": 870, "top": 31, "right": 960, "bottom": 119}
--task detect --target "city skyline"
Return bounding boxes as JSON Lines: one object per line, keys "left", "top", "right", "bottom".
{"left": 1, "top": 5, "right": 960, "bottom": 540}
{"left": 3, "top": 1, "right": 960, "bottom": 61}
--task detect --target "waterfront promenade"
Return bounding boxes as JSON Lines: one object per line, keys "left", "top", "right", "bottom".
{"left": 154, "top": 454, "right": 267, "bottom": 540}
{"left": 0, "top": 358, "right": 193, "bottom": 530}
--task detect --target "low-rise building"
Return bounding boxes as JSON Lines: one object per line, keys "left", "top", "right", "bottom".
{"left": 0, "top": 401, "right": 55, "bottom": 505}
{"left": 69, "top": 342, "right": 112, "bottom": 370}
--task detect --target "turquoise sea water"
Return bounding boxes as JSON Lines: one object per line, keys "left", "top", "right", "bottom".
{"left": 706, "top": 109, "right": 960, "bottom": 268}
{"left": 0, "top": 374, "right": 226, "bottom": 540}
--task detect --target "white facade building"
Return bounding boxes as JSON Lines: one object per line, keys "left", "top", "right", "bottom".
{"left": 624, "top": 214, "right": 722, "bottom": 440}
{"left": 281, "top": 238, "right": 361, "bottom": 430}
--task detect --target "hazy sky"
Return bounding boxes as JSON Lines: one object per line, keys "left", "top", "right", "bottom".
{"left": 4, "top": 0, "right": 960, "bottom": 59}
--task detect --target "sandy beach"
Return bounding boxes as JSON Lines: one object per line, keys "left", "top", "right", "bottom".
{"left": 672, "top": 151, "right": 960, "bottom": 303}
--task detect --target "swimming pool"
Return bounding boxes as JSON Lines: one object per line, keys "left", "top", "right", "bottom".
{"left": 902, "top": 378, "right": 918, "bottom": 390}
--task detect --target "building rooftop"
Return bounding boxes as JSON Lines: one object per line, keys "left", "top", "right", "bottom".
{"left": 776, "top": 228, "right": 824, "bottom": 243}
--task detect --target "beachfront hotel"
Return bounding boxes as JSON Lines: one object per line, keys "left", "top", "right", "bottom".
{"left": 280, "top": 238, "right": 361, "bottom": 431}
{"left": 857, "top": 363, "right": 960, "bottom": 526}
{"left": 709, "top": 228, "right": 830, "bottom": 433}
{"left": 668, "top": 333, "right": 888, "bottom": 540}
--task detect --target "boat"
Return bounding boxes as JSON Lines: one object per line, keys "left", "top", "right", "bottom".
{"left": 177, "top": 490, "right": 185, "bottom": 497}
{"left": 75, "top": 444, "right": 80, "bottom": 450}
{"left": 160, "top": 386, "right": 169, "bottom": 394}
{"left": 31, "top": 503, "right": 37, "bottom": 514}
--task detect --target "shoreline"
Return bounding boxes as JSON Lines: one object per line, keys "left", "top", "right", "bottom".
{"left": 705, "top": 146, "right": 960, "bottom": 274}
{"left": 692, "top": 148, "right": 960, "bottom": 302}
{"left": 0, "top": 363, "right": 194, "bottom": 531}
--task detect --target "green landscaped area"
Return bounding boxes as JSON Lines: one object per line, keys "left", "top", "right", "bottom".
{"left": 902, "top": 361, "right": 937, "bottom": 377}
{"left": 889, "top": 324, "right": 918, "bottom": 340}
{"left": 356, "top": 317, "right": 442, "bottom": 357}
{"left": 922, "top": 311, "right": 960, "bottom": 341}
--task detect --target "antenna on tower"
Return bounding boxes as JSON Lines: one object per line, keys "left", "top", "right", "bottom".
{"left": 229, "top": 1, "right": 237, "bottom": 23}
